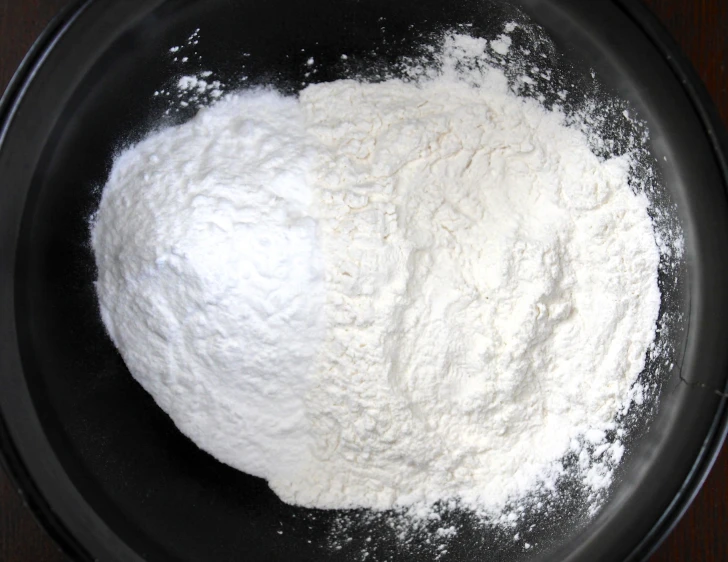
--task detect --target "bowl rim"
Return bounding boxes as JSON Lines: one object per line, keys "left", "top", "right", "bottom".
{"left": 0, "top": 4, "right": 99, "bottom": 560}
{"left": 612, "top": 1, "right": 728, "bottom": 560}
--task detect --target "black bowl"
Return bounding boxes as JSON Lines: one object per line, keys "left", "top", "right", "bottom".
{"left": 1, "top": 1, "right": 727, "bottom": 561}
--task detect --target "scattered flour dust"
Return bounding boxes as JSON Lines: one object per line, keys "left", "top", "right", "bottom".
{"left": 153, "top": 28, "right": 226, "bottom": 113}
{"left": 92, "top": 24, "right": 663, "bottom": 551}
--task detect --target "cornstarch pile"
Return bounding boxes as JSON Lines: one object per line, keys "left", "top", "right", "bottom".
{"left": 91, "top": 31, "right": 661, "bottom": 527}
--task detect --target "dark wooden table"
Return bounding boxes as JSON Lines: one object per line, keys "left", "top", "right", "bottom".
{"left": 1, "top": 1, "right": 727, "bottom": 560}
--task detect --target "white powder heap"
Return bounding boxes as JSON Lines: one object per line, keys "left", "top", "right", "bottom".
{"left": 92, "top": 92, "right": 324, "bottom": 483}
{"left": 92, "top": 33, "right": 660, "bottom": 517}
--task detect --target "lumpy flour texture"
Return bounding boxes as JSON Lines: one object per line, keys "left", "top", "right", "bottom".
{"left": 91, "top": 34, "right": 661, "bottom": 518}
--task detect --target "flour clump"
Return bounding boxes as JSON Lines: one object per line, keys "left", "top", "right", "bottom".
{"left": 91, "top": 33, "right": 661, "bottom": 518}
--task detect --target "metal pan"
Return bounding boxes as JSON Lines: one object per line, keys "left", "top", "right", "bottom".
{"left": 1, "top": 1, "right": 727, "bottom": 560}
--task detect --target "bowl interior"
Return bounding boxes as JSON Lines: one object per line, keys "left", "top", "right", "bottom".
{"left": 3, "top": 0, "right": 728, "bottom": 561}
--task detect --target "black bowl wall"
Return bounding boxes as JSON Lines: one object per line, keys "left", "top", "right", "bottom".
{"left": 1, "top": 1, "right": 727, "bottom": 561}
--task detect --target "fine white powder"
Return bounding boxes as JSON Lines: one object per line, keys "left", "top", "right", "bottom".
{"left": 91, "top": 33, "right": 661, "bottom": 518}
{"left": 92, "top": 93, "right": 325, "bottom": 483}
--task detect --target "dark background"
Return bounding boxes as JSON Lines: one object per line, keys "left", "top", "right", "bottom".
{"left": 0, "top": 0, "right": 726, "bottom": 560}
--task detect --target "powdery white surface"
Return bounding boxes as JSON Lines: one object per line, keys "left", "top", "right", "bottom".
{"left": 490, "top": 33, "right": 513, "bottom": 55}
{"left": 271, "top": 37, "right": 661, "bottom": 513}
{"left": 92, "top": 33, "right": 661, "bottom": 518}
{"left": 91, "top": 91, "right": 324, "bottom": 484}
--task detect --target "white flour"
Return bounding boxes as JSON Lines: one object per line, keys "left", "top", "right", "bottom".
{"left": 92, "top": 33, "right": 661, "bottom": 520}
{"left": 92, "top": 92, "right": 324, "bottom": 484}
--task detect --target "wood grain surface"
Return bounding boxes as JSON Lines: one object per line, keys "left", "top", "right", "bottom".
{"left": 1, "top": 1, "right": 726, "bottom": 561}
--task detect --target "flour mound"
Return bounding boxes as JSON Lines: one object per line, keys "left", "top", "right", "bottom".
{"left": 91, "top": 91, "right": 324, "bottom": 484}
{"left": 92, "top": 33, "right": 660, "bottom": 517}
